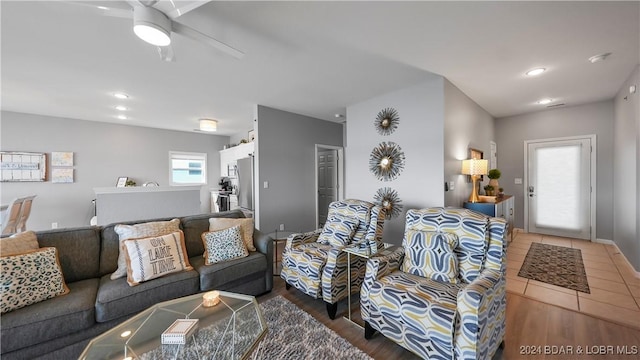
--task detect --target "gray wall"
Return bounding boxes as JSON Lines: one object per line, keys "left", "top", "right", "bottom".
{"left": 345, "top": 79, "right": 445, "bottom": 245}
{"left": 0, "top": 111, "right": 228, "bottom": 230}
{"left": 495, "top": 101, "right": 615, "bottom": 240}
{"left": 443, "top": 79, "right": 496, "bottom": 207}
{"left": 255, "top": 105, "right": 343, "bottom": 234}
{"left": 613, "top": 65, "right": 639, "bottom": 270}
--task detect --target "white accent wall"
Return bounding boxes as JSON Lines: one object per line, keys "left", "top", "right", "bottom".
{"left": 0, "top": 111, "right": 228, "bottom": 230}
{"left": 345, "top": 79, "right": 445, "bottom": 244}
{"left": 613, "top": 65, "right": 639, "bottom": 270}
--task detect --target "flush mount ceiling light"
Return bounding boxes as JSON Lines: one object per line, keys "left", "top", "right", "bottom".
{"left": 526, "top": 68, "right": 546, "bottom": 76}
{"left": 115, "top": 105, "right": 128, "bottom": 111}
{"left": 133, "top": 6, "right": 171, "bottom": 47}
{"left": 199, "top": 119, "right": 218, "bottom": 132}
{"left": 537, "top": 98, "right": 553, "bottom": 105}
{"left": 588, "top": 52, "right": 611, "bottom": 64}
{"left": 113, "top": 92, "right": 129, "bottom": 99}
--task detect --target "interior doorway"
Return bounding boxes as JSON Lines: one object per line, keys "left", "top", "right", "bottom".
{"left": 315, "top": 145, "right": 344, "bottom": 228}
{"left": 524, "top": 135, "right": 596, "bottom": 241}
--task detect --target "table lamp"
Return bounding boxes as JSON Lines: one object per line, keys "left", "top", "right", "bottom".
{"left": 461, "top": 159, "right": 488, "bottom": 203}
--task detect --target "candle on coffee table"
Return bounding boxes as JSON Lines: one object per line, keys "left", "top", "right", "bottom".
{"left": 202, "top": 291, "right": 220, "bottom": 307}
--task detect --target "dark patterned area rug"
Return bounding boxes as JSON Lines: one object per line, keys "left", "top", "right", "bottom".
{"left": 250, "top": 296, "right": 372, "bottom": 359}
{"left": 518, "top": 242, "right": 590, "bottom": 293}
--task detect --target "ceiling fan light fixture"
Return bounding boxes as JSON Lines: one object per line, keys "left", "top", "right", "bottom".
{"left": 133, "top": 6, "right": 171, "bottom": 47}
{"left": 199, "top": 119, "right": 218, "bottom": 132}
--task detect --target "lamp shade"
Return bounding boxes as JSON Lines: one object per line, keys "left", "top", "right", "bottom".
{"left": 461, "top": 159, "right": 488, "bottom": 175}
{"left": 199, "top": 119, "right": 218, "bottom": 132}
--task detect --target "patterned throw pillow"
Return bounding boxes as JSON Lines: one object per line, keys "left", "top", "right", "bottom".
{"left": 209, "top": 218, "right": 256, "bottom": 252}
{"left": 122, "top": 231, "right": 193, "bottom": 286}
{"left": 111, "top": 219, "right": 181, "bottom": 280}
{"left": 1, "top": 247, "right": 70, "bottom": 314}
{"left": 0, "top": 230, "right": 39, "bottom": 257}
{"left": 401, "top": 230, "right": 459, "bottom": 284}
{"left": 201, "top": 226, "right": 249, "bottom": 265}
{"left": 317, "top": 215, "right": 360, "bottom": 247}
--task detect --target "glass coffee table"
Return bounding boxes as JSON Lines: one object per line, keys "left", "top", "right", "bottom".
{"left": 80, "top": 291, "right": 266, "bottom": 360}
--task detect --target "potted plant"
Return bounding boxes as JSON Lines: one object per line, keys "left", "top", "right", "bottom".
{"left": 488, "top": 168, "right": 501, "bottom": 191}
{"left": 497, "top": 187, "right": 505, "bottom": 198}
{"left": 484, "top": 185, "right": 495, "bottom": 196}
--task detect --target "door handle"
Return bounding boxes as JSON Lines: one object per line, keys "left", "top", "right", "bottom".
{"left": 528, "top": 186, "right": 535, "bottom": 197}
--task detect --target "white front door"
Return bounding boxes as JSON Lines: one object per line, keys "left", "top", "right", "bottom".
{"left": 525, "top": 136, "right": 593, "bottom": 240}
{"left": 317, "top": 149, "right": 338, "bottom": 227}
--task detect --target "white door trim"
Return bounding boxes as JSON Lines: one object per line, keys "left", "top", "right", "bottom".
{"left": 523, "top": 134, "right": 597, "bottom": 241}
{"left": 315, "top": 144, "right": 344, "bottom": 228}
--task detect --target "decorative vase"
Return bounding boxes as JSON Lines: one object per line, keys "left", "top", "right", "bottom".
{"left": 489, "top": 179, "right": 500, "bottom": 193}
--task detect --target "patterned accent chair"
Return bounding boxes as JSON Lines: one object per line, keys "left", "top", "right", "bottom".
{"left": 281, "top": 199, "right": 385, "bottom": 319}
{"left": 361, "top": 207, "right": 507, "bottom": 360}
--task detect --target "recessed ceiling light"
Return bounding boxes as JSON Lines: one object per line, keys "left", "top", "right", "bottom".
{"left": 334, "top": 114, "right": 345, "bottom": 118}
{"left": 113, "top": 92, "right": 129, "bottom": 99}
{"left": 115, "top": 105, "right": 128, "bottom": 111}
{"left": 526, "top": 68, "right": 546, "bottom": 76}
{"left": 537, "top": 98, "right": 553, "bottom": 105}
{"left": 117, "top": 114, "right": 128, "bottom": 120}
{"left": 588, "top": 52, "right": 611, "bottom": 63}
{"left": 97, "top": 6, "right": 109, "bottom": 10}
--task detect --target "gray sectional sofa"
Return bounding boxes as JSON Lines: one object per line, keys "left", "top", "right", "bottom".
{"left": 1, "top": 210, "right": 273, "bottom": 360}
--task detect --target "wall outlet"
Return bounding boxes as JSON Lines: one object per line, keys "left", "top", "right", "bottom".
{"left": 279, "top": 224, "right": 285, "bottom": 231}
{"left": 51, "top": 222, "right": 58, "bottom": 229}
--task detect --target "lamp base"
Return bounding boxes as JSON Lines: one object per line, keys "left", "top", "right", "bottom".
{"left": 468, "top": 175, "right": 481, "bottom": 203}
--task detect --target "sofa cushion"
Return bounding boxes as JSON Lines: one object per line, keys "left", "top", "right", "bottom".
{"left": 402, "top": 230, "right": 459, "bottom": 284}
{"left": 123, "top": 231, "right": 193, "bottom": 286}
{"left": 0, "top": 230, "right": 39, "bottom": 256}
{"left": 1, "top": 247, "right": 70, "bottom": 314}
{"left": 95, "top": 270, "right": 199, "bottom": 323}
{"left": 37, "top": 227, "right": 102, "bottom": 283}
{"left": 190, "top": 252, "right": 267, "bottom": 291}
{"left": 111, "top": 218, "right": 181, "bottom": 280}
{"left": 317, "top": 215, "right": 359, "bottom": 247}
{"left": 180, "top": 210, "right": 245, "bottom": 258}
{"left": 0, "top": 278, "right": 99, "bottom": 354}
{"left": 209, "top": 217, "right": 256, "bottom": 251}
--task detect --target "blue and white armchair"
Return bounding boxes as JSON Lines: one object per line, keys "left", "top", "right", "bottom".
{"left": 361, "top": 207, "right": 507, "bottom": 359}
{"left": 281, "top": 199, "right": 385, "bottom": 319}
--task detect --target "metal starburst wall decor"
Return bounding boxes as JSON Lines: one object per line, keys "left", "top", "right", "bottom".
{"left": 374, "top": 107, "right": 399, "bottom": 136}
{"left": 374, "top": 187, "right": 403, "bottom": 219}
{"left": 369, "top": 141, "right": 405, "bottom": 181}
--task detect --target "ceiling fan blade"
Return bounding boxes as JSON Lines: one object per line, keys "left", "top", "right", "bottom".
{"left": 155, "top": 0, "right": 211, "bottom": 19}
{"left": 158, "top": 45, "right": 176, "bottom": 62}
{"left": 59, "top": 1, "right": 132, "bottom": 18}
{"left": 172, "top": 22, "right": 244, "bottom": 59}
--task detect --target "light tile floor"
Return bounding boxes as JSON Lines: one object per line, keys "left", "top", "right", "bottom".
{"left": 506, "top": 231, "right": 640, "bottom": 329}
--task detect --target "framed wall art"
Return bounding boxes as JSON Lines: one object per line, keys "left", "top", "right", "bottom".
{"left": 0, "top": 151, "right": 46, "bottom": 182}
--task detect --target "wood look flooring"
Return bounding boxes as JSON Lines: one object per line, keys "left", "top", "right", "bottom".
{"left": 260, "top": 233, "right": 640, "bottom": 359}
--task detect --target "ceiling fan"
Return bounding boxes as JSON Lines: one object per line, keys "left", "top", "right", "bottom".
{"left": 70, "top": 0, "right": 244, "bottom": 62}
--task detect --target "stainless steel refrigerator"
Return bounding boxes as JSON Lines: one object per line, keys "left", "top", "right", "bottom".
{"left": 235, "top": 156, "right": 254, "bottom": 211}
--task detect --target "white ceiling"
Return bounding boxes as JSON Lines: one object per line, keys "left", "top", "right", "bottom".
{"left": 2, "top": 1, "right": 638, "bottom": 136}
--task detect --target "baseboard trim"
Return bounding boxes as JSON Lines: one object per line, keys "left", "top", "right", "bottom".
{"left": 605, "top": 241, "right": 640, "bottom": 278}
{"left": 594, "top": 238, "right": 614, "bottom": 245}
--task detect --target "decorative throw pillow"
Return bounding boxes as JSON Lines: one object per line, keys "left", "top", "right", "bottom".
{"left": 401, "top": 230, "right": 459, "bottom": 284}
{"left": 111, "top": 218, "right": 181, "bottom": 280}
{"left": 201, "top": 226, "right": 249, "bottom": 265}
{"left": 209, "top": 218, "right": 256, "bottom": 252}
{"left": 1, "top": 247, "right": 70, "bottom": 314}
{"left": 0, "top": 230, "right": 39, "bottom": 257}
{"left": 317, "top": 215, "right": 360, "bottom": 247}
{"left": 122, "top": 231, "right": 193, "bottom": 286}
